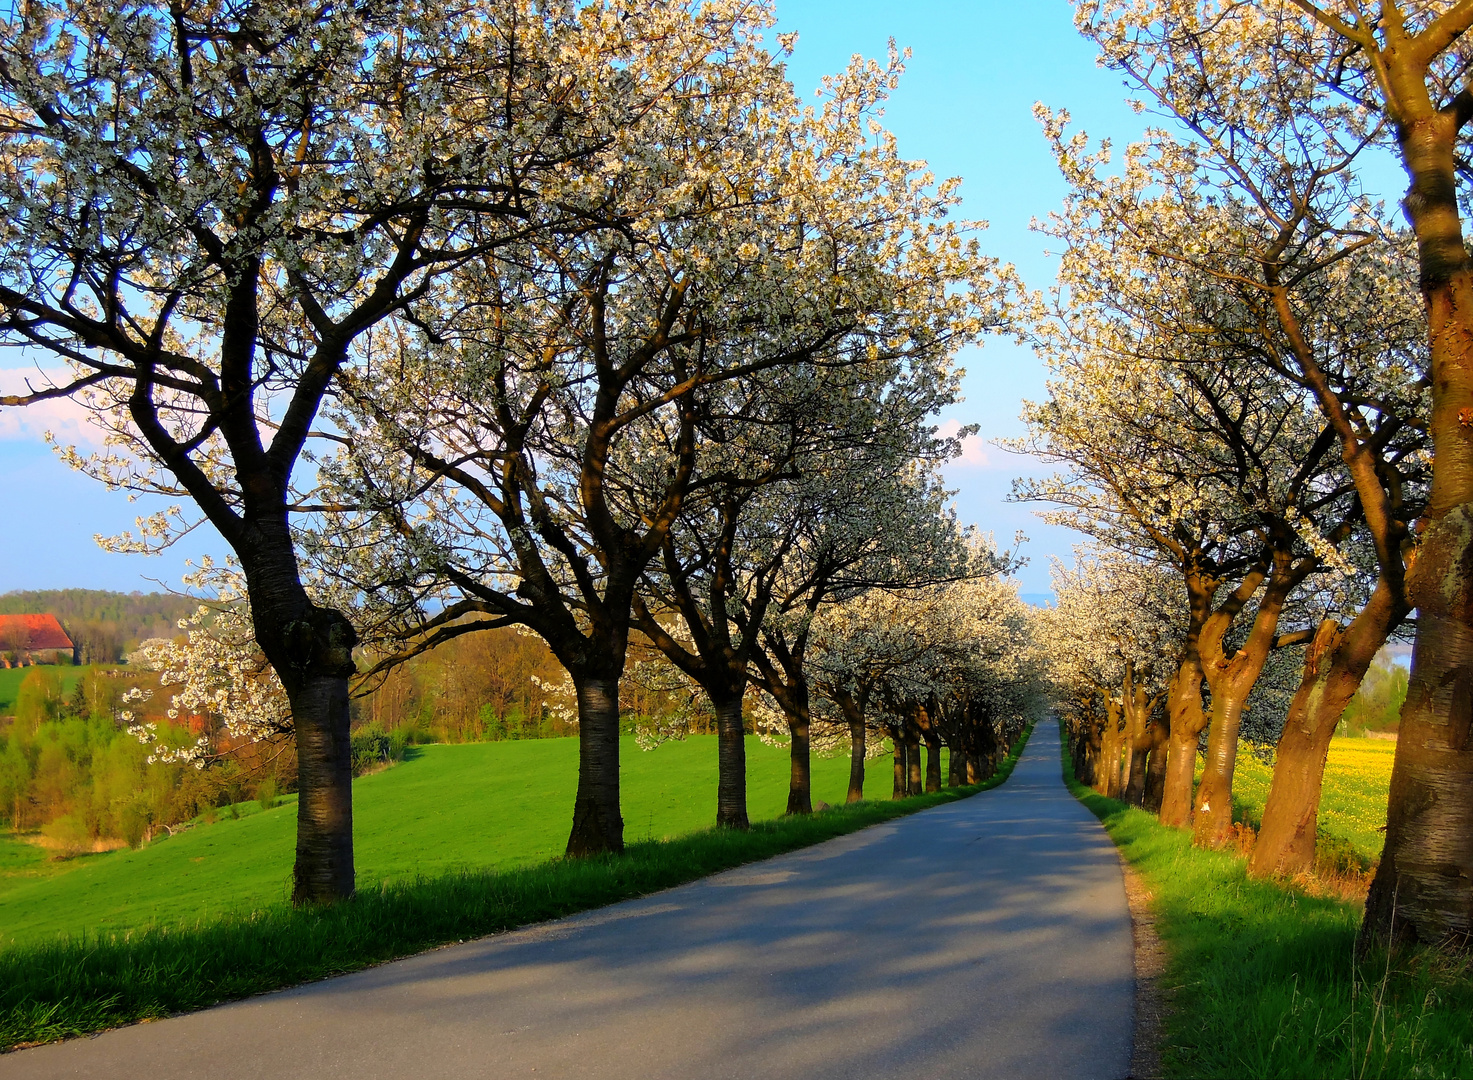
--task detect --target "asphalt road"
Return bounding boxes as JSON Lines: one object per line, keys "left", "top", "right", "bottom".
{"left": 5, "top": 723, "right": 1134, "bottom": 1080}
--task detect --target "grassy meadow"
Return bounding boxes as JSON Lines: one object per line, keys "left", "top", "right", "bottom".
{"left": 1075, "top": 731, "right": 1473, "bottom": 1079}
{"left": 0, "top": 664, "right": 93, "bottom": 714}
{"left": 0, "top": 734, "right": 941, "bottom": 947}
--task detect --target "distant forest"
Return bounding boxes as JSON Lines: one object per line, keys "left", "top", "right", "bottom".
{"left": 0, "top": 590, "right": 196, "bottom": 663}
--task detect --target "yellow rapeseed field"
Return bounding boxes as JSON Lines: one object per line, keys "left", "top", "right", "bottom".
{"left": 1229, "top": 737, "right": 1395, "bottom": 864}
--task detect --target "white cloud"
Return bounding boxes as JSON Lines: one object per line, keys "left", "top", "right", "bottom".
{"left": 936, "top": 417, "right": 990, "bottom": 468}
{"left": 0, "top": 367, "right": 107, "bottom": 448}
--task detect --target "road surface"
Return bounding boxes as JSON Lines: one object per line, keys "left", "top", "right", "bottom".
{"left": 6, "top": 723, "right": 1134, "bottom": 1080}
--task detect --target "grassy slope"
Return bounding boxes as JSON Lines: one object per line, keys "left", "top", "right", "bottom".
{"left": 1065, "top": 729, "right": 1473, "bottom": 1079}
{"left": 0, "top": 729, "right": 1028, "bottom": 1050}
{"left": 0, "top": 735, "right": 939, "bottom": 946}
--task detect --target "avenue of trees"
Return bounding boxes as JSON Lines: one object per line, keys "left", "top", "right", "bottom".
{"left": 1036, "top": 0, "right": 1473, "bottom": 955}
{"left": 0, "top": 0, "right": 1036, "bottom": 902}
{"left": 9, "top": 0, "right": 1473, "bottom": 966}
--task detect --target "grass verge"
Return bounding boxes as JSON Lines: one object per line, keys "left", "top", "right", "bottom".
{"left": 1060, "top": 727, "right": 1473, "bottom": 1079}
{"left": 1, "top": 726, "right": 1030, "bottom": 1052}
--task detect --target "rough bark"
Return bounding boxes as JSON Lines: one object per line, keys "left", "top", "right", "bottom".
{"left": 566, "top": 677, "right": 624, "bottom": 855}
{"left": 1192, "top": 687, "right": 1250, "bottom": 848}
{"left": 1160, "top": 655, "right": 1207, "bottom": 828}
{"left": 249, "top": 564, "right": 360, "bottom": 906}
{"left": 288, "top": 667, "right": 356, "bottom": 904}
{"left": 847, "top": 716, "right": 866, "bottom": 803}
{"left": 787, "top": 708, "right": 813, "bottom": 815}
{"left": 713, "top": 693, "right": 750, "bottom": 829}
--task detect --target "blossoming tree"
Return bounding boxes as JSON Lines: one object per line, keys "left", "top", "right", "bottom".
{"left": 307, "top": 33, "right": 1005, "bottom": 854}
{"left": 1069, "top": 2, "right": 1458, "bottom": 939}
{"left": 0, "top": 0, "right": 699, "bottom": 900}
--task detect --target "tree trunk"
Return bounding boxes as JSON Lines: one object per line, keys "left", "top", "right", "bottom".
{"left": 1194, "top": 564, "right": 1304, "bottom": 849}
{"left": 1361, "top": 64, "right": 1473, "bottom": 951}
{"left": 847, "top": 717, "right": 866, "bottom": 803}
{"left": 1160, "top": 660, "right": 1207, "bottom": 828}
{"left": 948, "top": 744, "right": 960, "bottom": 787}
{"left": 787, "top": 712, "right": 812, "bottom": 815}
{"left": 1124, "top": 742, "right": 1150, "bottom": 807}
{"left": 566, "top": 677, "right": 624, "bottom": 855}
{"left": 713, "top": 693, "right": 749, "bottom": 830}
{"left": 892, "top": 732, "right": 906, "bottom": 799}
{"left": 1122, "top": 678, "right": 1154, "bottom": 807}
{"left": 259, "top": 597, "right": 359, "bottom": 907}
{"left": 1075, "top": 715, "right": 1101, "bottom": 787}
{"left": 907, "top": 731, "right": 923, "bottom": 796}
{"left": 1192, "top": 688, "right": 1249, "bottom": 848}
{"left": 924, "top": 733, "right": 942, "bottom": 793}
{"left": 1100, "top": 698, "right": 1124, "bottom": 799}
{"left": 289, "top": 669, "right": 355, "bottom": 904}
{"left": 1142, "top": 719, "right": 1169, "bottom": 814}
{"left": 1249, "top": 621, "right": 1369, "bottom": 877}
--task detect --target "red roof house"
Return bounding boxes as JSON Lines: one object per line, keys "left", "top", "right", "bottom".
{"left": 0, "top": 614, "right": 76, "bottom": 665}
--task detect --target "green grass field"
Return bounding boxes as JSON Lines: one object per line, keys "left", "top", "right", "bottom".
{"left": 0, "top": 663, "right": 93, "bottom": 714}
{"left": 0, "top": 735, "right": 935, "bottom": 947}
{"left": 1073, "top": 730, "right": 1473, "bottom": 1078}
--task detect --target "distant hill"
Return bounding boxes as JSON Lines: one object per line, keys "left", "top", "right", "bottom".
{"left": 0, "top": 589, "right": 195, "bottom": 663}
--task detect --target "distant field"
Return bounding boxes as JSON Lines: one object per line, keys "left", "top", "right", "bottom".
{"left": 0, "top": 735, "right": 930, "bottom": 947}
{"left": 0, "top": 664, "right": 95, "bottom": 714}
{"left": 1228, "top": 736, "right": 1395, "bottom": 864}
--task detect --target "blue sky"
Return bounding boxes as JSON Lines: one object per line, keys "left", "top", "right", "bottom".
{"left": 0, "top": 0, "right": 1147, "bottom": 595}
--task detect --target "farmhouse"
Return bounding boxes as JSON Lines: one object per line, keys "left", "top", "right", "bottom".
{"left": 0, "top": 613, "right": 76, "bottom": 666}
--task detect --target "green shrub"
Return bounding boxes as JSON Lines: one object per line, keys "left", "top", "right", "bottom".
{"left": 118, "top": 803, "right": 150, "bottom": 850}
{"left": 256, "top": 776, "right": 277, "bottom": 811}
{"left": 350, "top": 726, "right": 406, "bottom": 776}
{"left": 39, "top": 813, "right": 91, "bottom": 859}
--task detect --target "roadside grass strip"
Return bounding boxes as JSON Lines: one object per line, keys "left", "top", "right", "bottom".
{"left": 1061, "top": 731, "right": 1473, "bottom": 1079}
{"left": 0, "top": 726, "right": 1030, "bottom": 1051}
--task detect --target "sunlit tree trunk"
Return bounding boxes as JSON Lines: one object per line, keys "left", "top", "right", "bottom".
{"left": 1194, "top": 556, "right": 1307, "bottom": 849}
{"left": 1362, "top": 49, "right": 1473, "bottom": 950}
{"left": 1160, "top": 658, "right": 1206, "bottom": 828}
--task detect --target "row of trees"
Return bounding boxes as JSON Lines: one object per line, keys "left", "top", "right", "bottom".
{"left": 1035, "top": 0, "right": 1473, "bottom": 953}
{"left": 0, "top": 0, "right": 1031, "bottom": 902}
